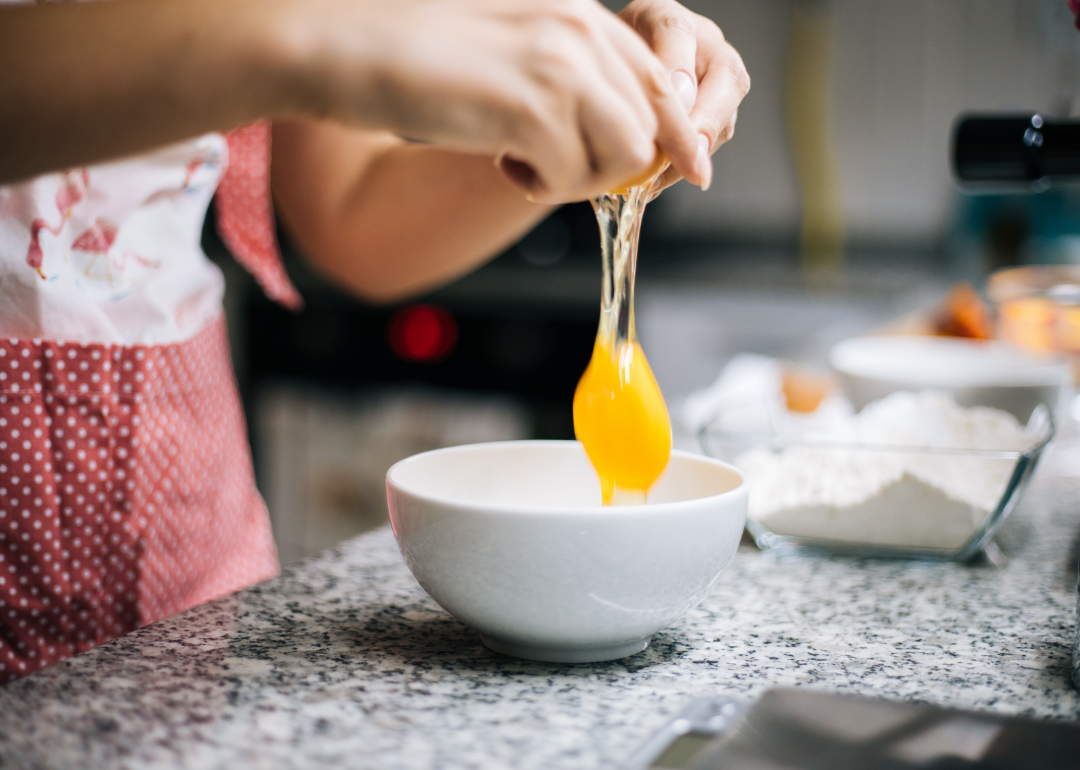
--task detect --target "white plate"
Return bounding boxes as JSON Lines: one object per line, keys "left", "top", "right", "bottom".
{"left": 829, "top": 336, "right": 1070, "bottom": 420}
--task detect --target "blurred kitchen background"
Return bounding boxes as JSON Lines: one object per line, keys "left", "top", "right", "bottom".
{"left": 204, "top": 0, "right": 1080, "bottom": 567}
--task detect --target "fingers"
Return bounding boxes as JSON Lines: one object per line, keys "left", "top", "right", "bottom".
{"left": 690, "top": 24, "right": 749, "bottom": 155}
{"left": 623, "top": 0, "right": 698, "bottom": 115}
{"left": 501, "top": 85, "right": 657, "bottom": 204}
{"left": 581, "top": 11, "right": 660, "bottom": 152}
{"left": 650, "top": 132, "right": 706, "bottom": 194}
{"left": 574, "top": 11, "right": 672, "bottom": 192}
{"left": 599, "top": 8, "right": 704, "bottom": 189}
{"left": 494, "top": 10, "right": 659, "bottom": 202}
{"left": 621, "top": 0, "right": 751, "bottom": 194}
{"left": 497, "top": 2, "right": 682, "bottom": 202}
{"left": 489, "top": 0, "right": 746, "bottom": 202}
{"left": 494, "top": 88, "right": 592, "bottom": 202}
{"left": 577, "top": 89, "right": 659, "bottom": 197}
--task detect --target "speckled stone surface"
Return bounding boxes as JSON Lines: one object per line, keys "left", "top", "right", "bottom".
{"left": 1, "top": 452, "right": 1079, "bottom": 770}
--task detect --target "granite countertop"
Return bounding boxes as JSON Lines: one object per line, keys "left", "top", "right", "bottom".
{"left": 1, "top": 449, "right": 1079, "bottom": 769}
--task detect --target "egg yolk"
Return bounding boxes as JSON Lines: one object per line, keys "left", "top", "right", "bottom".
{"left": 574, "top": 337, "right": 671, "bottom": 505}
{"left": 574, "top": 157, "right": 672, "bottom": 506}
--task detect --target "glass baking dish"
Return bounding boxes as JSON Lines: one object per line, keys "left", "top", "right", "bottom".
{"left": 697, "top": 403, "right": 1054, "bottom": 562}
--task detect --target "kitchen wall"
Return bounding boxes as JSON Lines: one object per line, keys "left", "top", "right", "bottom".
{"left": 257, "top": 386, "right": 530, "bottom": 566}
{"left": 642, "top": 0, "right": 1080, "bottom": 249}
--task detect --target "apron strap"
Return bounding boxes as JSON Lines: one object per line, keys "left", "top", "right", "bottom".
{"left": 216, "top": 122, "right": 304, "bottom": 311}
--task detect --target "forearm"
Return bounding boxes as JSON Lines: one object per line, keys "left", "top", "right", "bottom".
{"left": 3, "top": 0, "right": 715, "bottom": 201}
{"left": 0, "top": 0, "right": 311, "bottom": 183}
{"left": 272, "top": 120, "right": 551, "bottom": 304}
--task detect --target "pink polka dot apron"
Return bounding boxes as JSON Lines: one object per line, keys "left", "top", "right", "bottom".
{"left": 0, "top": 122, "right": 300, "bottom": 680}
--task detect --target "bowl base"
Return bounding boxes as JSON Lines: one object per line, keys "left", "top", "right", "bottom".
{"left": 479, "top": 634, "right": 649, "bottom": 663}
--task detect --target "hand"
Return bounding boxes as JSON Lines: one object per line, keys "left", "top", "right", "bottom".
{"left": 280, "top": 0, "right": 707, "bottom": 203}
{"left": 0, "top": 0, "right": 718, "bottom": 198}
{"left": 619, "top": 0, "right": 750, "bottom": 193}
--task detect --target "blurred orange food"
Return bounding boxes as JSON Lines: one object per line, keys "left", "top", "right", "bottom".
{"left": 932, "top": 282, "right": 994, "bottom": 340}
{"left": 781, "top": 367, "right": 835, "bottom": 413}
{"left": 997, "top": 296, "right": 1057, "bottom": 352}
{"left": 987, "top": 266, "right": 1080, "bottom": 381}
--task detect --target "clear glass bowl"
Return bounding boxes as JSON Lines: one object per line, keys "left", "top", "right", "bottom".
{"left": 697, "top": 404, "right": 1054, "bottom": 562}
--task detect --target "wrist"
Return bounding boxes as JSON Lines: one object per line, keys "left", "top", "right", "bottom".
{"left": 249, "top": 0, "right": 385, "bottom": 122}
{"left": 215, "top": 0, "right": 314, "bottom": 120}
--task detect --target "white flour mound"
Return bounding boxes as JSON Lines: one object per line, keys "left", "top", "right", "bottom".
{"left": 736, "top": 391, "right": 1038, "bottom": 550}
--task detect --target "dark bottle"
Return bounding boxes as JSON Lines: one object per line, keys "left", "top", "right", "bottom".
{"left": 953, "top": 114, "right": 1080, "bottom": 185}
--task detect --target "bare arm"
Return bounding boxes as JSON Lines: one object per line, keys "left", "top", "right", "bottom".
{"left": 0, "top": 0, "right": 707, "bottom": 199}
{"left": 271, "top": 120, "right": 549, "bottom": 304}
{"left": 0, "top": 0, "right": 299, "bottom": 184}
{"left": 270, "top": 0, "right": 750, "bottom": 305}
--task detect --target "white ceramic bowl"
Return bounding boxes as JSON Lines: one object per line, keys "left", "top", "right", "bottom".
{"left": 829, "top": 336, "right": 1070, "bottom": 421}
{"left": 386, "top": 441, "right": 746, "bottom": 663}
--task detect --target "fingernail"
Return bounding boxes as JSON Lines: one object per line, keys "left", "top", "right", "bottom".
{"left": 671, "top": 70, "right": 696, "bottom": 112}
{"left": 696, "top": 133, "right": 712, "bottom": 191}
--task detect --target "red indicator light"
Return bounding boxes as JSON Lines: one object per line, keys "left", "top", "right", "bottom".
{"left": 388, "top": 304, "right": 458, "bottom": 363}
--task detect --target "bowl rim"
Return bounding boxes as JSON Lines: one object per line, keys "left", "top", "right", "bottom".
{"left": 385, "top": 440, "right": 746, "bottom": 516}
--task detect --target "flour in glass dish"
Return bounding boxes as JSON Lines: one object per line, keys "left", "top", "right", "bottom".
{"left": 736, "top": 391, "right": 1039, "bottom": 550}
